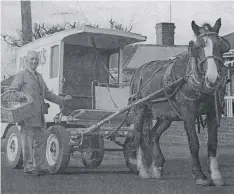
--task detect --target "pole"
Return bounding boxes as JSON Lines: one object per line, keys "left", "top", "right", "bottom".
{"left": 229, "top": 63, "right": 232, "bottom": 96}
{"left": 118, "top": 47, "right": 123, "bottom": 86}
{"left": 21, "top": 0, "right": 33, "bottom": 45}
{"left": 169, "top": 1, "right": 171, "bottom": 23}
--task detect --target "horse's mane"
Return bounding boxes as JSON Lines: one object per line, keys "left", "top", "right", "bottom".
{"left": 201, "top": 23, "right": 212, "bottom": 31}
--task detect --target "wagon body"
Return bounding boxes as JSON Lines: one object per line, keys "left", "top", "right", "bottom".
{"left": 1, "top": 26, "right": 148, "bottom": 172}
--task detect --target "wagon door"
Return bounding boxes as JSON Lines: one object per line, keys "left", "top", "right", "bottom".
{"left": 62, "top": 44, "right": 109, "bottom": 115}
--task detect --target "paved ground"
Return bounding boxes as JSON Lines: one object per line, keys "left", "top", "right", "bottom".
{"left": 1, "top": 143, "right": 234, "bottom": 194}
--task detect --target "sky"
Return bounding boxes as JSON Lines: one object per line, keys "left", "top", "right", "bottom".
{"left": 1, "top": 0, "right": 234, "bottom": 77}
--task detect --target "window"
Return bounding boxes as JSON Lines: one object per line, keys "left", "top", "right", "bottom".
{"left": 50, "top": 45, "right": 59, "bottom": 78}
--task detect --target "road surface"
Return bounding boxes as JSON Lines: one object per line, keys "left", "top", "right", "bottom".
{"left": 1, "top": 143, "right": 234, "bottom": 194}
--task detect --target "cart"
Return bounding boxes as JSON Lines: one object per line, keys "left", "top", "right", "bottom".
{"left": 45, "top": 77, "right": 186, "bottom": 174}
{"left": 1, "top": 26, "right": 185, "bottom": 173}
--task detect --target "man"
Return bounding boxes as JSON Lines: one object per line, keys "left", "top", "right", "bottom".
{"left": 9, "top": 50, "right": 71, "bottom": 175}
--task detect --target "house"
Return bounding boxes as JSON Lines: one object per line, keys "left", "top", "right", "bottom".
{"left": 223, "top": 32, "right": 234, "bottom": 117}
{"left": 120, "top": 22, "right": 188, "bottom": 84}
{"left": 223, "top": 32, "right": 234, "bottom": 95}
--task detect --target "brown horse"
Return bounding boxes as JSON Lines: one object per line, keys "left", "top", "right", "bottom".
{"left": 130, "top": 18, "right": 230, "bottom": 186}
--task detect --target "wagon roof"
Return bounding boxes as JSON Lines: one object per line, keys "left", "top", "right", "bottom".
{"left": 19, "top": 25, "right": 147, "bottom": 50}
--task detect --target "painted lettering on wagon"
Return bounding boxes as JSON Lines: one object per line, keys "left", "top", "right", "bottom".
{"left": 20, "top": 48, "right": 47, "bottom": 70}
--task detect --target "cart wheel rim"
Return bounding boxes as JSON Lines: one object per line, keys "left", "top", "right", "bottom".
{"left": 46, "top": 134, "right": 60, "bottom": 166}
{"left": 6, "top": 133, "right": 19, "bottom": 162}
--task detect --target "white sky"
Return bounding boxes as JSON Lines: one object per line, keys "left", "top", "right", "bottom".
{"left": 1, "top": 0, "right": 234, "bottom": 76}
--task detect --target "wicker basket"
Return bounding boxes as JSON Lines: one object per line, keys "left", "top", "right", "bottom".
{"left": 1, "top": 90, "right": 35, "bottom": 123}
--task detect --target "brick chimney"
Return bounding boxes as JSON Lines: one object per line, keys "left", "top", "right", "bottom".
{"left": 155, "top": 23, "right": 175, "bottom": 46}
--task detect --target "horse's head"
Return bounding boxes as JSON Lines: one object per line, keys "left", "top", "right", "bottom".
{"left": 190, "top": 18, "right": 230, "bottom": 89}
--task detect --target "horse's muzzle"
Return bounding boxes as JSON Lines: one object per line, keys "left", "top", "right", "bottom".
{"left": 205, "top": 76, "right": 220, "bottom": 88}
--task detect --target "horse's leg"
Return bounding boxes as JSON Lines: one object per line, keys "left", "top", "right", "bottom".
{"left": 207, "top": 112, "right": 224, "bottom": 186}
{"left": 133, "top": 105, "right": 149, "bottom": 178}
{"left": 149, "top": 117, "right": 171, "bottom": 179}
{"left": 183, "top": 110, "right": 209, "bottom": 186}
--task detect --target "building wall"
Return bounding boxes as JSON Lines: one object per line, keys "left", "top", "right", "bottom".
{"left": 160, "top": 118, "right": 234, "bottom": 146}
{"left": 231, "top": 72, "right": 234, "bottom": 95}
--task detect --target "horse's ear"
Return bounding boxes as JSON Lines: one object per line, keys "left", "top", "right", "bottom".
{"left": 191, "top": 21, "right": 200, "bottom": 36}
{"left": 188, "top": 41, "right": 199, "bottom": 57}
{"left": 212, "top": 18, "right": 221, "bottom": 34}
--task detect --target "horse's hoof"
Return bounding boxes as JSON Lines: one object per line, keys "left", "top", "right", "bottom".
{"left": 195, "top": 179, "right": 210, "bottom": 186}
{"left": 149, "top": 167, "right": 162, "bottom": 179}
{"left": 139, "top": 171, "right": 150, "bottom": 179}
{"left": 212, "top": 179, "right": 225, "bottom": 186}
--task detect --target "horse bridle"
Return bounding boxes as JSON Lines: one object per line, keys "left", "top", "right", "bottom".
{"left": 196, "top": 32, "right": 226, "bottom": 68}
{"left": 190, "top": 32, "right": 227, "bottom": 89}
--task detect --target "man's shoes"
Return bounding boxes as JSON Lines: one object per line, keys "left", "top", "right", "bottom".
{"left": 31, "top": 169, "right": 51, "bottom": 176}
{"left": 24, "top": 166, "right": 57, "bottom": 176}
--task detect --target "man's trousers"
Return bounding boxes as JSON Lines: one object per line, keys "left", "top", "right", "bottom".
{"left": 20, "top": 125, "right": 49, "bottom": 172}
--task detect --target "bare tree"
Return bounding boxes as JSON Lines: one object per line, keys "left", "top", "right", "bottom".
{"left": 1, "top": 22, "right": 82, "bottom": 47}
{"left": 109, "top": 18, "right": 133, "bottom": 32}
{"left": 1, "top": 18, "right": 133, "bottom": 48}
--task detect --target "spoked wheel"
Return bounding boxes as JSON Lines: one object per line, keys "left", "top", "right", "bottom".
{"left": 123, "top": 137, "right": 138, "bottom": 173}
{"left": 46, "top": 125, "right": 71, "bottom": 174}
{"left": 81, "top": 135, "right": 104, "bottom": 168}
{"left": 4, "top": 125, "right": 23, "bottom": 169}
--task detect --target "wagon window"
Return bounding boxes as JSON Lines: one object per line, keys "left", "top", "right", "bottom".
{"left": 50, "top": 45, "right": 59, "bottom": 78}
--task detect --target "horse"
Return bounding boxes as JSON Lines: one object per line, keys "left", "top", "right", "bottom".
{"left": 129, "top": 18, "right": 230, "bottom": 186}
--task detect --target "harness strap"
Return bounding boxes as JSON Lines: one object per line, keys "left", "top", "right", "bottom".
{"left": 131, "top": 61, "right": 166, "bottom": 100}
{"left": 214, "top": 91, "right": 221, "bottom": 127}
{"left": 163, "top": 58, "right": 185, "bottom": 120}
{"left": 198, "top": 56, "right": 224, "bottom": 67}
{"left": 163, "top": 83, "right": 184, "bottom": 120}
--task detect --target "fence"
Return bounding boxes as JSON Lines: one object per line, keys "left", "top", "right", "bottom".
{"left": 224, "top": 96, "right": 234, "bottom": 117}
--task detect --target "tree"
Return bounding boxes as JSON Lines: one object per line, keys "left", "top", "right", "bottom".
{"left": 109, "top": 18, "right": 133, "bottom": 32}
{"left": 1, "top": 18, "right": 132, "bottom": 48}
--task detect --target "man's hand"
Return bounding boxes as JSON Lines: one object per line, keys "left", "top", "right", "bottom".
{"left": 63, "top": 95, "right": 72, "bottom": 108}
{"left": 64, "top": 95, "right": 72, "bottom": 100}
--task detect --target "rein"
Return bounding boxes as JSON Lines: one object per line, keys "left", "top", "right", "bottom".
{"left": 198, "top": 56, "right": 224, "bottom": 67}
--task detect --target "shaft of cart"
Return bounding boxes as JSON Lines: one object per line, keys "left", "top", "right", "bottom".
{"left": 69, "top": 77, "right": 186, "bottom": 136}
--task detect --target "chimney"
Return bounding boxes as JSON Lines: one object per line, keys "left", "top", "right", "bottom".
{"left": 155, "top": 23, "right": 175, "bottom": 46}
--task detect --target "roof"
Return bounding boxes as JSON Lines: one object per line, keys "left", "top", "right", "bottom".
{"left": 123, "top": 44, "right": 188, "bottom": 70}
{"left": 224, "top": 49, "right": 234, "bottom": 58}
{"left": 18, "top": 25, "right": 147, "bottom": 51}
{"left": 223, "top": 32, "right": 234, "bottom": 50}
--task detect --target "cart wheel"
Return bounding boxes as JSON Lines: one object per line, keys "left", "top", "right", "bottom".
{"left": 46, "top": 125, "right": 71, "bottom": 174}
{"left": 123, "top": 137, "right": 138, "bottom": 173}
{"left": 81, "top": 135, "right": 104, "bottom": 168}
{"left": 4, "top": 125, "right": 23, "bottom": 169}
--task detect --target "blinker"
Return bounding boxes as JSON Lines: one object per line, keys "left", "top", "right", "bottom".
{"left": 188, "top": 41, "right": 199, "bottom": 57}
